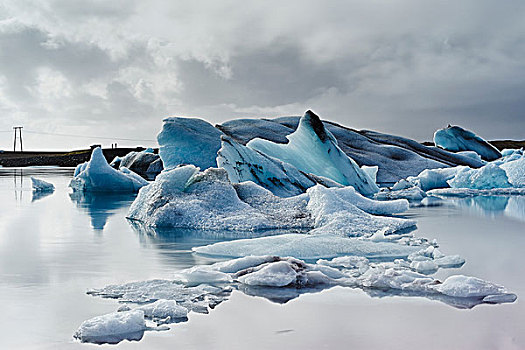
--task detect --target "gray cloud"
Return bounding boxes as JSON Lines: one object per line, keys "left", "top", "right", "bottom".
{"left": 0, "top": 0, "right": 524, "bottom": 150}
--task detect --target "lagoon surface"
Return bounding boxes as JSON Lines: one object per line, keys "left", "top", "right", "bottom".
{"left": 1, "top": 168, "right": 524, "bottom": 349}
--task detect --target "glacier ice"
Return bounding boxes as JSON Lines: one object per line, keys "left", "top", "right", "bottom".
{"left": 73, "top": 310, "right": 146, "bottom": 344}
{"left": 112, "top": 148, "right": 163, "bottom": 179}
{"left": 70, "top": 147, "right": 148, "bottom": 193}
{"left": 219, "top": 116, "right": 484, "bottom": 183}
{"left": 128, "top": 165, "right": 413, "bottom": 235}
{"left": 192, "top": 234, "right": 422, "bottom": 260}
{"left": 247, "top": 110, "right": 379, "bottom": 196}
{"left": 158, "top": 117, "right": 223, "bottom": 170}
{"left": 306, "top": 185, "right": 415, "bottom": 236}
{"left": 136, "top": 299, "right": 188, "bottom": 321}
{"left": 127, "top": 165, "right": 307, "bottom": 230}
{"left": 217, "top": 135, "right": 316, "bottom": 197}
{"left": 31, "top": 177, "right": 54, "bottom": 192}
{"left": 447, "top": 163, "right": 512, "bottom": 190}
{"left": 406, "top": 167, "right": 460, "bottom": 191}
{"left": 434, "top": 125, "right": 502, "bottom": 161}
{"left": 500, "top": 156, "right": 525, "bottom": 187}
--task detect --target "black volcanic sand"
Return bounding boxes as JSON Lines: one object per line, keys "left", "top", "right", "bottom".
{"left": 0, "top": 147, "right": 157, "bottom": 167}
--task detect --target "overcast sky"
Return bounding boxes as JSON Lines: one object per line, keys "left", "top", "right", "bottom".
{"left": 1, "top": 0, "right": 524, "bottom": 150}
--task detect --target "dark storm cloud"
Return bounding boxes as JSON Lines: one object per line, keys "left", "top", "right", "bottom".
{"left": 0, "top": 0, "right": 524, "bottom": 149}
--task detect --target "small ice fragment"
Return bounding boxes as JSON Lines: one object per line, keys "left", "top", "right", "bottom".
{"left": 73, "top": 310, "right": 146, "bottom": 344}
{"left": 31, "top": 177, "right": 55, "bottom": 192}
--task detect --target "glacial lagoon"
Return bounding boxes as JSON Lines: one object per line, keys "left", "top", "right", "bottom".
{"left": 1, "top": 168, "right": 524, "bottom": 349}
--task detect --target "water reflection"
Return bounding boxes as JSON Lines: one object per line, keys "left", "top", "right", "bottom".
{"left": 450, "top": 196, "right": 525, "bottom": 223}
{"left": 128, "top": 221, "right": 303, "bottom": 269}
{"left": 69, "top": 192, "right": 136, "bottom": 230}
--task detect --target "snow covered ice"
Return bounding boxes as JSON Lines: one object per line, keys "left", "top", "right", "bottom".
{"left": 70, "top": 147, "right": 148, "bottom": 193}
{"left": 73, "top": 310, "right": 146, "bottom": 344}
{"left": 434, "top": 125, "right": 502, "bottom": 161}
{"left": 127, "top": 164, "right": 414, "bottom": 235}
{"left": 111, "top": 148, "right": 163, "bottom": 179}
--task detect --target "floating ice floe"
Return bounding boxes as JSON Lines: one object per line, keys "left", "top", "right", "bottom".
{"left": 128, "top": 165, "right": 413, "bottom": 235}
{"left": 447, "top": 163, "right": 511, "bottom": 189}
{"left": 158, "top": 117, "right": 223, "bottom": 170}
{"left": 500, "top": 156, "right": 525, "bottom": 188}
{"left": 246, "top": 110, "right": 379, "bottom": 196}
{"left": 434, "top": 125, "right": 502, "bottom": 161}
{"left": 78, "top": 252, "right": 515, "bottom": 343}
{"left": 70, "top": 147, "right": 148, "bottom": 193}
{"left": 31, "top": 177, "right": 54, "bottom": 192}
{"left": 73, "top": 310, "right": 146, "bottom": 344}
{"left": 192, "top": 234, "right": 421, "bottom": 260}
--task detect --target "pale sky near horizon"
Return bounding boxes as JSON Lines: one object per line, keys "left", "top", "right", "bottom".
{"left": 1, "top": 0, "right": 524, "bottom": 150}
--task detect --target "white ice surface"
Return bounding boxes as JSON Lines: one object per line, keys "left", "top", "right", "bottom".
{"left": 447, "top": 163, "right": 511, "bottom": 189}
{"left": 70, "top": 147, "right": 148, "bottom": 193}
{"left": 128, "top": 166, "right": 412, "bottom": 235}
{"left": 192, "top": 234, "right": 421, "bottom": 260}
{"left": 137, "top": 299, "right": 188, "bottom": 320}
{"left": 74, "top": 310, "right": 146, "bottom": 343}
{"left": 500, "top": 156, "right": 525, "bottom": 187}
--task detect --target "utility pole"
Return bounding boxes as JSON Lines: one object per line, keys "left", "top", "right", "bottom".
{"left": 13, "top": 126, "right": 23, "bottom": 152}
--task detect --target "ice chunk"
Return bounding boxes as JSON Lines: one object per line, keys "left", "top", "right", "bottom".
{"left": 31, "top": 177, "right": 54, "bottom": 192}
{"left": 434, "top": 125, "right": 502, "bottom": 161}
{"left": 375, "top": 186, "right": 426, "bottom": 201}
{"left": 435, "top": 275, "right": 516, "bottom": 301}
{"left": 500, "top": 156, "right": 525, "bottom": 187}
{"left": 238, "top": 261, "right": 302, "bottom": 287}
{"left": 247, "top": 110, "right": 379, "bottom": 195}
{"left": 137, "top": 300, "right": 188, "bottom": 320}
{"left": 217, "top": 135, "right": 315, "bottom": 197}
{"left": 73, "top": 310, "right": 146, "bottom": 344}
{"left": 406, "top": 167, "right": 460, "bottom": 191}
{"left": 447, "top": 163, "right": 512, "bottom": 189}
{"left": 128, "top": 166, "right": 291, "bottom": 230}
{"left": 193, "top": 234, "right": 421, "bottom": 260}
{"left": 70, "top": 147, "right": 148, "bottom": 193}
{"left": 307, "top": 185, "right": 415, "bottom": 236}
{"left": 116, "top": 149, "right": 163, "bottom": 179}
{"left": 158, "top": 117, "right": 223, "bottom": 170}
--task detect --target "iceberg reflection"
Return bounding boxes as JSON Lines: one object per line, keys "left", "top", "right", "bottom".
{"left": 69, "top": 192, "right": 136, "bottom": 230}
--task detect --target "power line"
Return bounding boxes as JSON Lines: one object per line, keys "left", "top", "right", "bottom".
{"left": 22, "top": 130, "right": 156, "bottom": 142}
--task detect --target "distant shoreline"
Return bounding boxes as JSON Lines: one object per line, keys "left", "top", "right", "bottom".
{"left": 0, "top": 147, "right": 158, "bottom": 168}
{"left": 0, "top": 139, "right": 523, "bottom": 168}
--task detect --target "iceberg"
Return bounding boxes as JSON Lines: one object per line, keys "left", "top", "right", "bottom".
{"left": 158, "top": 117, "right": 223, "bottom": 170}
{"left": 247, "top": 110, "right": 379, "bottom": 196}
{"left": 73, "top": 310, "right": 146, "bottom": 344}
{"left": 70, "top": 147, "right": 148, "bottom": 193}
{"left": 217, "top": 135, "right": 315, "bottom": 197}
{"left": 500, "top": 156, "right": 525, "bottom": 187}
{"left": 112, "top": 148, "right": 163, "bottom": 180}
{"left": 128, "top": 164, "right": 412, "bottom": 236}
{"left": 127, "top": 165, "right": 305, "bottom": 230}
{"left": 136, "top": 299, "right": 188, "bottom": 321}
{"left": 406, "top": 167, "right": 461, "bottom": 191}
{"left": 219, "top": 116, "right": 484, "bottom": 183}
{"left": 31, "top": 177, "right": 55, "bottom": 192}
{"left": 434, "top": 125, "right": 502, "bottom": 161}
{"left": 447, "top": 163, "right": 512, "bottom": 189}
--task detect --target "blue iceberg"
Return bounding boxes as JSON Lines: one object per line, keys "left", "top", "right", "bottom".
{"left": 434, "top": 125, "right": 501, "bottom": 161}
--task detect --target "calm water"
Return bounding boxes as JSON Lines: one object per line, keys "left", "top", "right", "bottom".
{"left": 0, "top": 168, "right": 524, "bottom": 350}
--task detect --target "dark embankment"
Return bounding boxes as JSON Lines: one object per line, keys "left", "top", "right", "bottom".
{"left": 422, "top": 140, "right": 525, "bottom": 151}
{"left": 0, "top": 147, "right": 158, "bottom": 167}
